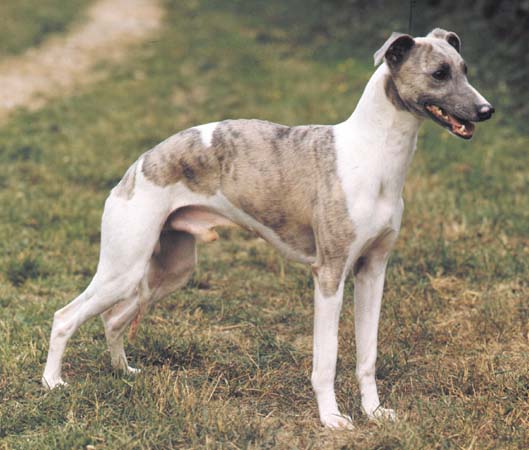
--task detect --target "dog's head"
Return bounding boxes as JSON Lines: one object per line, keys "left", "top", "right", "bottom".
{"left": 374, "top": 28, "right": 494, "bottom": 139}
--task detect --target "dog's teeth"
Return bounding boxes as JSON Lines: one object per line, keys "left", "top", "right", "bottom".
{"left": 455, "top": 124, "right": 467, "bottom": 134}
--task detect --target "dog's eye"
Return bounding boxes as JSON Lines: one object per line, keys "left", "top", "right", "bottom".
{"left": 432, "top": 67, "right": 450, "bottom": 81}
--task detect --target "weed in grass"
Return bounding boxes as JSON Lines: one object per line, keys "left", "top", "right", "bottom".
{"left": 6, "top": 256, "right": 48, "bottom": 287}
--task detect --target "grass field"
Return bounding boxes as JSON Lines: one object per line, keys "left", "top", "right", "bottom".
{"left": 0, "top": 0, "right": 91, "bottom": 57}
{"left": 0, "top": 0, "right": 528, "bottom": 448}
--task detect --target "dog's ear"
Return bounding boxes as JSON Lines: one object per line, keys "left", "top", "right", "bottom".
{"left": 374, "top": 32, "right": 415, "bottom": 68}
{"left": 427, "top": 28, "right": 461, "bottom": 53}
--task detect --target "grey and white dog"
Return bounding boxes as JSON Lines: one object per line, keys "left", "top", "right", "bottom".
{"left": 43, "top": 29, "right": 494, "bottom": 429}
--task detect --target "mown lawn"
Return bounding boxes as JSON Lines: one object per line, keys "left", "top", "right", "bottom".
{"left": 0, "top": 0, "right": 528, "bottom": 448}
{"left": 0, "top": 0, "right": 92, "bottom": 57}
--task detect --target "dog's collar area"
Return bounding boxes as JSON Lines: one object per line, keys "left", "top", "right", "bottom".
{"left": 425, "top": 103, "right": 475, "bottom": 139}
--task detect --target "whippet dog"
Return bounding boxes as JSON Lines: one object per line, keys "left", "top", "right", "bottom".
{"left": 42, "top": 29, "right": 494, "bottom": 429}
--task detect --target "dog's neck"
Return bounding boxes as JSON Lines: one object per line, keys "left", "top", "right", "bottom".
{"left": 337, "top": 63, "right": 423, "bottom": 194}
{"left": 349, "top": 63, "right": 421, "bottom": 128}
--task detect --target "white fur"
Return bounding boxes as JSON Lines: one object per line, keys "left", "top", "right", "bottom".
{"left": 311, "top": 280, "right": 353, "bottom": 429}
{"left": 193, "top": 121, "right": 219, "bottom": 147}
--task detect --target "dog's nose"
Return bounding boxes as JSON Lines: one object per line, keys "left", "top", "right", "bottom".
{"left": 476, "top": 104, "right": 495, "bottom": 121}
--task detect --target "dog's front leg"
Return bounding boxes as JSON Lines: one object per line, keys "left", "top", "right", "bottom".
{"left": 311, "top": 267, "right": 353, "bottom": 429}
{"left": 354, "top": 254, "right": 396, "bottom": 421}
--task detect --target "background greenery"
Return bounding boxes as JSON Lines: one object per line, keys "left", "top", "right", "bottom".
{"left": 0, "top": 0, "right": 527, "bottom": 448}
{"left": 322, "top": 0, "right": 529, "bottom": 121}
{"left": 0, "top": 0, "right": 91, "bottom": 57}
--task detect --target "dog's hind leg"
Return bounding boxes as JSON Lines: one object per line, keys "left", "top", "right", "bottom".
{"left": 101, "top": 295, "right": 142, "bottom": 374}
{"left": 42, "top": 191, "right": 170, "bottom": 389}
{"left": 146, "top": 231, "right": 197, "bottom": 304}
{"left": 42, "top": 268, "right": 147, "bottom": 389}
{"left": 100, "top": 231, "right": 197, "bottom": 373}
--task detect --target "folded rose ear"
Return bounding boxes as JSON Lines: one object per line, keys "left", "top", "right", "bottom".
{"left": 373, "top": 32, "right": 415, "bottom": 68}
{"left": 427, "top": 28, "right": 461, "bottom": 53}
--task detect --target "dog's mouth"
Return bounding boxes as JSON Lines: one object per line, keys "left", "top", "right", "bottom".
{"left": 425, "top": 104, "right": 475, "bottom": 139}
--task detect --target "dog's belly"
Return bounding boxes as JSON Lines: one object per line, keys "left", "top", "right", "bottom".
{"left": 241, "top": 219, "right": 317, "bottom": 264}
{"left": 167, "top": 199, "right": 317, "bottom": 264}
{"left": 221, "top": 192, "right": 317, "bottom": 262}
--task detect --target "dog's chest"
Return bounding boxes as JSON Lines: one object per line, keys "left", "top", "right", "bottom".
{"left": 342, "top": 176, "right": 403, "bottom": 250}
{"left": 334, "top": 123, "right": 414, "bottom": 247}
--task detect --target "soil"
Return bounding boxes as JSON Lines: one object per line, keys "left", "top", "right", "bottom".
{"left": 0, "top": 0, "right": 163, "bottom": 120}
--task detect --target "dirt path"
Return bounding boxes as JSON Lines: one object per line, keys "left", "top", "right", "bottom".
{"left": 0, "top": 0, "right": 163, "bottom": 119}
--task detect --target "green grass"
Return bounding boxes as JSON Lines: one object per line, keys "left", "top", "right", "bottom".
{"left": 1, "top": 0, "right": 528, "bottom": 448}
{"left": 0, "top": 0, "right": 92, "bottom": 57}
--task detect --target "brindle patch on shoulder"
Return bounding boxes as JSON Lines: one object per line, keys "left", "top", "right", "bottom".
{"left": 114, "top": 161, "right": 138, "bottom": 199}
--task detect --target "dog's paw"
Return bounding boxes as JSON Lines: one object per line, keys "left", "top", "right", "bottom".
{"left": 112, "top": 358, "right": 141, "bottom": 375}
{"left": 125, "top": 366, "right": 141, "bottom": 375}
{"left": 41, "top": 376, "right": 68, "bottom": 390}
{"left": 368, "top": 406, "right": 396, "bottom": 422}
{"left": 321, "top": 413, "right": 354, "bottom": 430}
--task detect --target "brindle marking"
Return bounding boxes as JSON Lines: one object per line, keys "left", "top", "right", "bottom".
{"left": 141, "top": 119, "right": 355, "bottom": 295}
{"left": 142, "top": 129, "right": 220, "bottom": 195}
{"left": 428, "top": 28, "right": 461, "bottom": 52}
{"left": 384, "top": 75, "right": 408, "bottom": 112}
